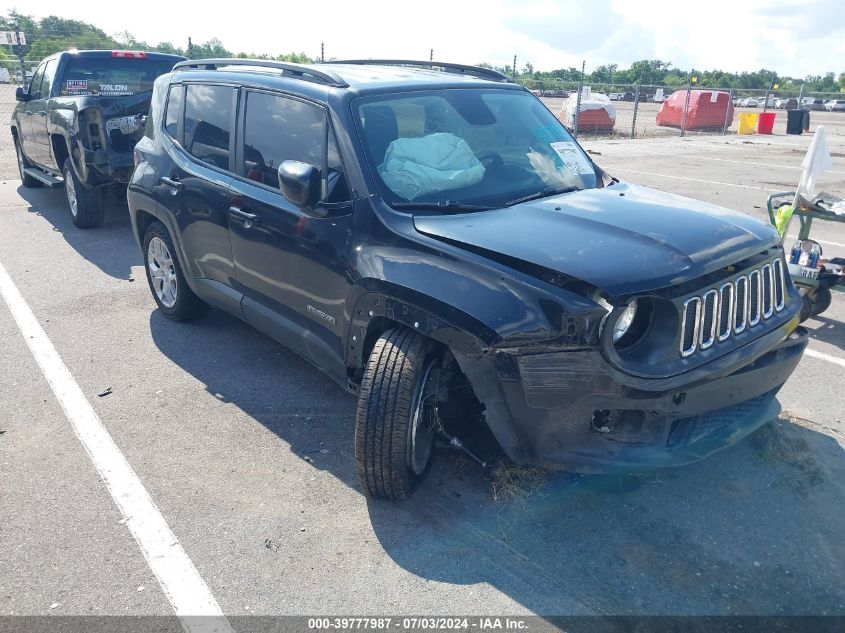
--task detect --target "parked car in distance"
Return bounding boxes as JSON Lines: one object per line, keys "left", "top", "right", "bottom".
{"left": 10, "top": 49, "right": 184, "bottom": 228}
{"left": 800, "top": 97, "right": 826, "bottom": 111}
{"left": 129, "top": 58, "right": 807, "bottom": 500}
{"left": 775, "top": 98, "right": 798, "bottom": 110}
{"left": 740, "top": 97, "right": 759, "bottom": 107}
{"left": 825, "top": 99, "right": 845, "bottom": 112}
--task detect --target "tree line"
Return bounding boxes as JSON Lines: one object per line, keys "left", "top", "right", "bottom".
{"left": 2, "top": 13, "right": 843, "bottom": 94}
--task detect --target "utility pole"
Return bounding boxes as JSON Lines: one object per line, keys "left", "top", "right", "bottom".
{"left": 12, "top": 21, "right": 26, "bottom": 89}
{"left": 321, "top": 42, "right": 324, "bottom": 62}
{"left": 430, "top": 48, "right": 433, "bottom": 61}
{"left": 187, "top": 37, "right": 193, "bottom": 59}
{"left": 513, "top": 54, "right": 517, "bottom": 81}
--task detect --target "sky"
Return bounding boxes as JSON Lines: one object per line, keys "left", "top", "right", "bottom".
{"left": 4, "top": 0, "right": 845, "bottom": 77}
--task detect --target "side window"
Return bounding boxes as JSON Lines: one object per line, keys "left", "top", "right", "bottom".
{"left": 40, "top": 60, "right": 57, "bottom": 99}
{"left": 326, "top": 125, "right": 350, "bottom": 203}
{"left": 184, "top": 84, "right": 233, "bottom": 170}
{"left": 242, "top": 91, "right": 325, "bottom": 190}
{"left": 28, "top": 63, "right": 46, "bottom": 100}
{"left": 164, "top": 85, "right": 183, "bottom": 140}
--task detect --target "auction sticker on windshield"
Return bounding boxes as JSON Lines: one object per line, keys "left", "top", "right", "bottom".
{"left": 549, "top": 141, "right": 593, "bottom": 176}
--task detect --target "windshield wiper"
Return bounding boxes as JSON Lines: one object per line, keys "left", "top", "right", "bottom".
{"left": 504, "top": 186, "right": 579, "bottom": 208}
{"left": 390, "top": 200, "right": 495, "bottom": 212}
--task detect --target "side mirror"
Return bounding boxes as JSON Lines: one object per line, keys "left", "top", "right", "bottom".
{"left": 278, "top": 160, "right": 322, "bottom": 214}
{"left": 15, "top": 87, "right": 29, "bottom": 102}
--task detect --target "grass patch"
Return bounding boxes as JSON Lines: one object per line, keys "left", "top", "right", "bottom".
{"left": 487, "top": 461, "right": 548, "bottom": 503}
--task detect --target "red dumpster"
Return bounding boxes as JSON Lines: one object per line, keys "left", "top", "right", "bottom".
{"left": 656, "top": 90, "right": 734, "bottom": 130}
{"left": 757, "top": 111, "right": 776, "bottom": 134}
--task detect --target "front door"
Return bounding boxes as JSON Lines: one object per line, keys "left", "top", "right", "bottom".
{"left": 18, "top": 62, "right": 46, "bottom": 166}
{"left": 31, "top": 59, "right": 57, "bottom": 167}
{"left": 228, "top": 90, "right": 354, "bottom": 378}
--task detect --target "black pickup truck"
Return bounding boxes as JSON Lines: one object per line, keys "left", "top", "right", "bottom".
{"left": 10, "top": 49, "right": 184, "bottom": 227}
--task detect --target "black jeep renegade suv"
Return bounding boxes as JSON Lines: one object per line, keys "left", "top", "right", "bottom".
{"left": 128, "top": 58, "right": 807, "bottom": 500}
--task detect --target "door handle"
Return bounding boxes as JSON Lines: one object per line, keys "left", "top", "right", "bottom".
{"left": 228, "top": 206, "right": 260, "bottom": 226}
{"left": 160, "top": 176, "right": 184, "bottom": 190}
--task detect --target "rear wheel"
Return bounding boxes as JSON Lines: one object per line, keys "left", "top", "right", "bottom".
{"left": 63, "top": 158, "right": 104, "bottom": 228}
{"left": 14, "top": 138, "right": 42, "bottom": 188}
{"left": 142, "top": 221, "right": 207, "bottom": 321}
{"left": 355, "top": 328, "right": 441, "bottom": 500}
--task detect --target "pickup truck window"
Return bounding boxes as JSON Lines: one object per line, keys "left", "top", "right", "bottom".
{"left": 61, "top": 57, "right": 175, "bottom": 97}
{"left": 28, "top": 63, "right": 46, "bottom": 100}
{"left": 184, "top": 84, "right": 233, "bottom": 170}
{"left": 41, "top": 60, "right": 57, "bottom": 98}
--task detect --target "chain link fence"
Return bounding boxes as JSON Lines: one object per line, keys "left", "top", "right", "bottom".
{"left": 537, "top": 81, "right": 845, "bottom": 141}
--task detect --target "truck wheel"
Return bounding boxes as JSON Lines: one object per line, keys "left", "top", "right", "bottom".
{"left": 801, "top": 287, "right": 832, "bottom": 321}
{"left": 142, "top": 221, "right": 207, "bottom": 321}
{"left": 355, "top": 328, "right": 441, "bottom": 500}
{"left": 63, "top": 158, "right": 104, "bottom": 228}
{"left": 14, "top": 138, "right": 42, "bottom": 188}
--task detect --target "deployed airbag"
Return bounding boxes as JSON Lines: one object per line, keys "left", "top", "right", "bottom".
{"left": 379, "top": 133, "right": 485, "bottom": 200}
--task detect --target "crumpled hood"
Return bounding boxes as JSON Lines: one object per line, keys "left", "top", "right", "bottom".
{"left": 413, "top": 182, "right": 781, "bottom": 296}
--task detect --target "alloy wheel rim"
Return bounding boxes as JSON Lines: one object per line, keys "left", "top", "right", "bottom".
{"left": 65, "top": 170, "right": 78, "bottom": 217}
{"left": 408, "top": 358, "right": 438, "bottom": 475}
{"left": 147, "top": 237, "right": 178, "bottom": 308}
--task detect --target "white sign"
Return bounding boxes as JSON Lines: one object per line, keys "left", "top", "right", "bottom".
{"left": 550, "top": 141, "right": 594, "bottom": 175}
{"left": 710, "top": 90, "right": 719, "bottom": 103}
{"left": 654, "top": 87, "right": 664, "bottom": 101}
{"left": 0, "top": 31, "right": 26, "bottom": 46}
{"left": 580, "top": 85, "right": 591, "bottom": 100}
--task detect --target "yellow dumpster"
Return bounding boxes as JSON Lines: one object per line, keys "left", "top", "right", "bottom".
{"left": 738, "top": 112, "right": 758, "bottom": 135}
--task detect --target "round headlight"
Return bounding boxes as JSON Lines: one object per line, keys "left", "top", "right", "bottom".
{"left": 613, "top": 301, "right": 638, "bottom": 343}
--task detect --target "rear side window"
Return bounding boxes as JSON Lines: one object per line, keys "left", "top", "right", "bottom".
{"left": 242, "top": 91, "right": 325, "bottom": 189}
{"left": 164, "top": 85, "right": 183, "bottom": 139}
{"left": 184, "top": 84, "right": 233, "bottom": 170}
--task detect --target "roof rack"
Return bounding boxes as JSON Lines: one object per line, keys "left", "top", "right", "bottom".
{"left": 171, "top": 58, "right": 349, "bottom": 88}
{"left": 333, "top": 59, "right": 513, "bottom": 83}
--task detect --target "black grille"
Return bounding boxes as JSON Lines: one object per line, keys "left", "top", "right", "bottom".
{"left": 735, "top": 276, "right": 748, "bottom": 332}
{"left": 679, "top": 259, "right": 786, "bottom": 357}
{"left": 749, "top": 270, "right": 761, "bottom": 325}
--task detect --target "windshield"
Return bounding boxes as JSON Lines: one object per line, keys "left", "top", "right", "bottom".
{"left": 60, "top": 57, "right": 176, "bottom": 97}
{"left": 354, "top": 89, "right": 599, "bottom": 210}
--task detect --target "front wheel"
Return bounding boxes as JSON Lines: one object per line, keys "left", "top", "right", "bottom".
{"left": 63, "top": 158, "right": 104, "bottom": 228}
{"left": 355, "top": 328, "right": 441, "bottom": 500}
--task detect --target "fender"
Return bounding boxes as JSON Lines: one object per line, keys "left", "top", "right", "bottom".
{"left": 347, "top": 244, "right": 605, "bottom": 368}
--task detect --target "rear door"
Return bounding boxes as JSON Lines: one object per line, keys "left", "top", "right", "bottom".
{"left": 154, "top": 82, "right": 237, "bottom": 291}
{"left": 228, "top": 89, "right": 355, "bottom": 377}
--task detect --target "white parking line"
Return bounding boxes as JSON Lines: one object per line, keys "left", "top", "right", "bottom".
{"left": 805, "top": 348, "right": 845, "bottom": 369}
{"left": 611, "top": 167, "right": 782, "bottom": 191}
{"left": 0, "top": 260, "right": 233, "bottom": 633}
{"left": 696, "top": 156, "right": 845, "bottom": 176}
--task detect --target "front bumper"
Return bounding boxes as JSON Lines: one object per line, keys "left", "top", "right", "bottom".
{"left": 463, "top": 325, "right": 808, "bottom": 473}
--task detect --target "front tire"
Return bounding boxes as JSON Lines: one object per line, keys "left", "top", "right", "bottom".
{"left": 355, "top": 328, "right": 441, "bottom": 500}
{"left": 142, "top": 221, "right": 207, "bottom": 321}
{"left": 14, "top": 138, "right": 42, "bottom": 188}
{"left": 63, "top": 158, "right": 104, "bottom": 228}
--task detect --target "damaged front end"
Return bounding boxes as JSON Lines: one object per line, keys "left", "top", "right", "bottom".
{"left": 451, "top": 250, "right": 808, "bottom": 474}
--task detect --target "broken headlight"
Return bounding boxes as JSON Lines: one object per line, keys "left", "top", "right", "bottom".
{"left": 613, "top": 300, "right": 638, "bottom": 343}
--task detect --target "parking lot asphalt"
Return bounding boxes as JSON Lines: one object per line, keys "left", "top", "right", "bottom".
{"left": 2, "top": 130, "right": 845, "bottom": 625}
